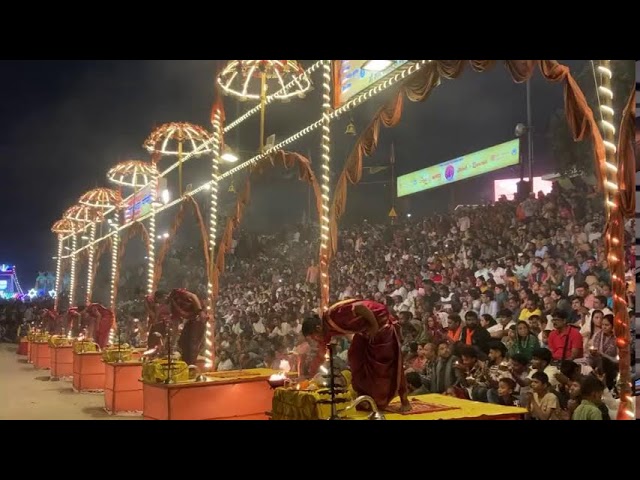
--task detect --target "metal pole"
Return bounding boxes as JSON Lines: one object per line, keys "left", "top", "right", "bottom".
{"left": 526, "top": 79, "right": 534, "bottom": 184}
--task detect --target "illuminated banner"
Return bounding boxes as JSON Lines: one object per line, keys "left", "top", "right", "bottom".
{"left": 333, "top": 60, "right": 408, "bottom": 108}
{"left": 397, "top": 139, "right": 520, "bottom": 198}
{"left": 123, "top": 187, "right": 153, "bottom": 223}
{"left": 123, "top": 177, "right": 167, "bottom": 223}
{"left": 494, "top": 177, "right": 552, "bottom": 201}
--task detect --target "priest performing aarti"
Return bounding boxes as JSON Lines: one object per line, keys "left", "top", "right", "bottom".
{"left": 302, "top": 298, "right": 411, "bottom": 413}
{"left": 168, "top": 289, "right": 207, "bottom": 366}
{"left": 85, "top": 303, "right": 115, "bottom": 349}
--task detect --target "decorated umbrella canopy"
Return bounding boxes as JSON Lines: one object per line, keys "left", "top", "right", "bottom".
{"left": 79, "top": 187, "right": 122, "bottom": 211}
{"left": 51, "top": 218, "right": 75, "bottom": 235}
{"left": 143, "top": 122, "right": 211, "bottom": 197}
{"left": 64, "top": 204, "right": 98, "bottom": 226}
{"left": 216, "top": 60, "right": 311, "bottom": 102}
{"left": 106, "top": 160, "right": 157, "bottom": 189}
{"left": 216, "top": 60, "right": 311, "bottom": 153}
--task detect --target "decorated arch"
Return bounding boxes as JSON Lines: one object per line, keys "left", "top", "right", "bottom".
{"left": 210, "top": 151, "right": 323, "bottom": 303}
{"left": 153, "top": 195, "right": 210, "bottom": 291}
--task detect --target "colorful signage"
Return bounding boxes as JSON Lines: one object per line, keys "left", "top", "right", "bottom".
{"left": 334, "top": 60, "right": 408, "bottom": 107}
{"left": 397, "top": 139, "right": 520, "bottom": 198}
{"left": 122, "top": 177, "right": 167, "bottom": 223}
{"left": 123, "top": 187, "right": 154, "bottom": 223}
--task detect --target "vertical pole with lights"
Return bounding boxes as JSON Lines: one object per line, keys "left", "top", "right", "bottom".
{"left": 594, "top": 60, "right": 633, "bottom": 420}
{"left": 108, "top": 220, "right": 120, "bottom": 345}
{"left": 54, "top": 234, "right": 64, "bottom": 311}
{"left": 147, "top": 176, "right": 157, "bottom": 295}
{"left": 319, "top": 60, "right": 332, "bottom": 312}
{"left": 68, "top": 234, "right": 78, "bottom": 307}
{"left": 205, "top": 109, "right": 222, "bottom": 370}
{"left": 85, "top": 223, "right": 96, "bottom": 304}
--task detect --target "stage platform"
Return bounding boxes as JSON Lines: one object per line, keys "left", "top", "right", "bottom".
{"left": 143, "top": 368, "right": 287, "bottom": 420}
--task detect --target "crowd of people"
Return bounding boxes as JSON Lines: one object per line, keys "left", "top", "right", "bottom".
{"left": 3, "top": 181, "right": 635, "bottom": 419}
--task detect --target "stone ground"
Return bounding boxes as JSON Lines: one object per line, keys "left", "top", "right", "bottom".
{"left": 0, "top": 342, "right": 140, "bottom": 420}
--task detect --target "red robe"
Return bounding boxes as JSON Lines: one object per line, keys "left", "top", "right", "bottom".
{"left": 169, "top": 289, "right": 205, "bottom": 366}
{"left": 87, "top": 304, "right": 114, "bottom": 348}
{"left": 312, "top": 299, "right": 407, "bottom": 410}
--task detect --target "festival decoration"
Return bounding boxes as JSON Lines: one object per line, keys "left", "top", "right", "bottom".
{"left": 78, "top": 188, "right": 122, "bottom": 305}
{"left": 592, "top": 61, "right": 635, "bottom": 420}
{"left": 107, "top": 160, "right": 157, "bottom": 296}
{"left": 106, "top": 160, "right": 157, "bottom": 189}
{"left": 216, "top": 61, "right": 311, "bottom": 153}
{"left": 51, "top": 218, "right": 75, "bottom": 311}
{"left": 64, "top": 205, "right": 97, "bottom": 307}
{"left": 143, "top": 122, "right": 211, "bottom": 197}
{"left": 79, "top": 188, "right": 122, "bottom": 210}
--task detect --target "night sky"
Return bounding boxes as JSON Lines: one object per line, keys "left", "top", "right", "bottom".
{"left": 0, "top": 60, "right": 588, "bottom": 287}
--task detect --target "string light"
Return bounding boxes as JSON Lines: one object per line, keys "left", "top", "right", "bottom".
{"left": 319, "top": 60, "right": 332, "bottom": 311}
{"left": 147, "top": 176, "right": 157, "bottom": 295}
{"left": 54, "top": 235, "right": 63, "bottom": 311}
{"left": 51, "top": 218, "right": 74, "bottom": 310}
{"left": 223, "top": 61, "right": 323, "bottom": 132}
{"left": 58, "top": 61, "right": 430, "bottom": 253}
{"left": 108, "top": 220, "right": 119, "bottom": 345}
{"left": 68, "top": 234, "right": 78, "bottom": 307}
{"left": 593, "top": 60, "right": 634, "bottom": 420}
{"left": 204, "top": 109, "right": 222, "bottom": 370}
{"left": 85, "top": 223, "right": 97, "bottom": 304}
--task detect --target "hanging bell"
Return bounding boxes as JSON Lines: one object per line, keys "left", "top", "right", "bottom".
{"left": 228, "top": 183, "right": 236, "bottom": 193}
{"left": 345, "top": 120, "right": 356, "bottom": 136}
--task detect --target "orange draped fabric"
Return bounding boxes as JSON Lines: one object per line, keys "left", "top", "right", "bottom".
{"left": 210, "top": 151, "right": 323, "bottom": 305}
{"left": 153, "top": 195, "right": 210, "bottom": 291}
{"left": 329, "top": 60, "right": 608, "bottom": 260}
{"left": 616, "top": 86, "right": 636, "bottom": 217}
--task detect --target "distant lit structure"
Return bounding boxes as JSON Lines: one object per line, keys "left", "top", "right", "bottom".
{"left": 0, "top": 264, "right": 24, "bottom": 299}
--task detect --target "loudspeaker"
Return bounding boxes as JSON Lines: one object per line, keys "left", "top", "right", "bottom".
{"left": 517, "top": 180, "right": 531, "bottom": 200}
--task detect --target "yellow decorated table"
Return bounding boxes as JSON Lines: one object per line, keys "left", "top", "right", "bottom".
{"left": 142, "top": 368, "right": 290, "bottom": 421}
{"left": 271, "top": 392, "right": 526, "bottom": 420}
{"left": 271, "top": 388, "right": 354, "bottom": 420}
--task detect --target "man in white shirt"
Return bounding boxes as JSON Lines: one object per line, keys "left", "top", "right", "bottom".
{"left": 487, "top": 309, "right": 515, "bottom": 340}
{"left": 474, "top": 260, "right": 490, "bottom": 280}
{"left": 488, "top": 261, "right": 506, "bottom": 285}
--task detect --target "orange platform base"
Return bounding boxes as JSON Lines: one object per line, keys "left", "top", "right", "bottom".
{"left": 50, "top": 346, "right": 74, "bottom": 379}
{"left": 143, "top": 369, "right": 282, "bottom": 420}
{"left": 18, "top": 339, "right": 28, "bottom": 356}
{"left": 72, "top": 352, "right": 105, "bottom": 392}
{"left": 33, "top": 342, "right": 51, "bottom": 370}
{"left": 104, "top": 362, "right": 143, "bottom": 415}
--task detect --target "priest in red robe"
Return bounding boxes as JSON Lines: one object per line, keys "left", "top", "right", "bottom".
{"left": 168, "top": 289, "right": 207, "bottom": 366}
{"left": 302, "top": 299, "right": 411, "bottom": 412}
{"left": 85, "top": 304, "right": 115, "bottom": 348}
